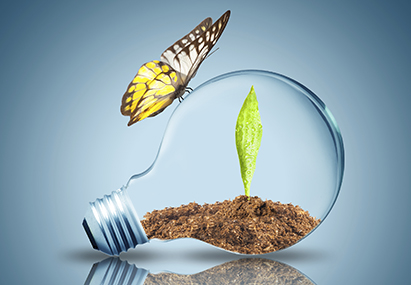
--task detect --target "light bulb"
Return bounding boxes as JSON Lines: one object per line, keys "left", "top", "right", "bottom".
{"left": 82, "top": 69, "right": 344, "bottom": 256}
{"left": 84, "top": 257, "right": 316, "bottom": 285}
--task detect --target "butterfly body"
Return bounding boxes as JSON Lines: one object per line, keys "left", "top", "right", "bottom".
{"left": 121, "top": 10, "right": 231, "bottom": 126}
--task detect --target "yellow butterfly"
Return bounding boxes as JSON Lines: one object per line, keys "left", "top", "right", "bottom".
{"left": 121, "top": 10, "right": 231, "bottom": 126}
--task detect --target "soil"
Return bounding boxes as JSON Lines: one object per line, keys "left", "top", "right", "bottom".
{"left": 144, "top": 258, "right": 314, "bottom": 284}
{"left": 141, "top": 195, "right": 320, "bottom": 254}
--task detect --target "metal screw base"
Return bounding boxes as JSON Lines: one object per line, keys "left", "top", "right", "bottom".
{"left": 83, "top": 188, "right": 148, "bottom": 255}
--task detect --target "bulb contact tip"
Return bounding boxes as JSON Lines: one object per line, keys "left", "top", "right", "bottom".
{"left": 83, "top": 188, "right": 148, "bottom": 255}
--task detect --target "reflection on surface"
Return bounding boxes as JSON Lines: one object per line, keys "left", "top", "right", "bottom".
{"left": 84, "top": 257, "right": 315, "bottom": 285}
{"left": 84, "top": 257, "right": 148, "bottom": 285}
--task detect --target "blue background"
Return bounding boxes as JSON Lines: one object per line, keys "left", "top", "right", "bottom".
{"left": 1, "top": 0, "right": 410, "bottom": 284}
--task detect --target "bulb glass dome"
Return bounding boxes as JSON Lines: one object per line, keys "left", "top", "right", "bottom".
{"left": 83, "top": 69, "right": 344, "bottom": 255}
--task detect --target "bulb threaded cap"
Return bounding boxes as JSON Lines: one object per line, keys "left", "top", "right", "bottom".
{"left": 83, "top": 188, "right": 148, "bottom": 255}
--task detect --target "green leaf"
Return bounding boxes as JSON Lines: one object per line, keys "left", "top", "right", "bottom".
{"left": 235, "top": 86, "right": 263, "bottom": 198}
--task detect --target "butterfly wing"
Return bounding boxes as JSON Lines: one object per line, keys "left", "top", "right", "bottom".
{"left": 121, "top": 60, "right": 182, "bottom": 126}
{"left": 169, "top": 10, "right": 231, "bottom": 82}
{"left": 161, "top": 17, "right": 212, "bottom": 71}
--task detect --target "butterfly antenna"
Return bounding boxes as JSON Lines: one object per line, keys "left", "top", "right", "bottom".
{"left": 205, "top": 47, "right": 220, "bottom": 59}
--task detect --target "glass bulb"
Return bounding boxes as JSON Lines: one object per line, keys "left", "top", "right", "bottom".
{"left": 83, "top": 70, "right": 344, "bottom": 256}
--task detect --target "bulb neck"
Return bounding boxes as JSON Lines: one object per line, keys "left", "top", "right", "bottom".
{"left": 83, "top": 188, "right": 148, "bottom": 255}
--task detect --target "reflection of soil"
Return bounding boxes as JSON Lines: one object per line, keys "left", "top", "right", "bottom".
{"left": 142, "top": 195, "right": 320, "bottom": 254}
{"left": 144, "top": 258, "right": 315, "bottom": 285}
{"left": 84, "top": 257, "right": 315, "bottom": 285}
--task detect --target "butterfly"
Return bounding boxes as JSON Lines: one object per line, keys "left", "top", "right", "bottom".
{"left": 121, "top": 10, "right": 231, "bottom": 126}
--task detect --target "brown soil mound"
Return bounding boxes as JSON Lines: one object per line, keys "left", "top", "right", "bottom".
{"left": 141, "top": 195, "right": 320, "bottom": 254}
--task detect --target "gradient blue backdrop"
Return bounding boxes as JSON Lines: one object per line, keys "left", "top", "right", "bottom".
{"left": 1, "top": 0, "right": 410, "bottom": 284}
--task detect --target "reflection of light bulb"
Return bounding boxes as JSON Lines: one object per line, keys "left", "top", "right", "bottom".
{"left": 83, "top": 70, "right": 344, "bottom": 256}
{"left": 84, "top": 257, "right": 316, "bottom": 285}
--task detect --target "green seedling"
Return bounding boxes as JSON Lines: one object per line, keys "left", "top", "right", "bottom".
{"left": 235, "top": 86, "right": 263, "bottom": 199}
